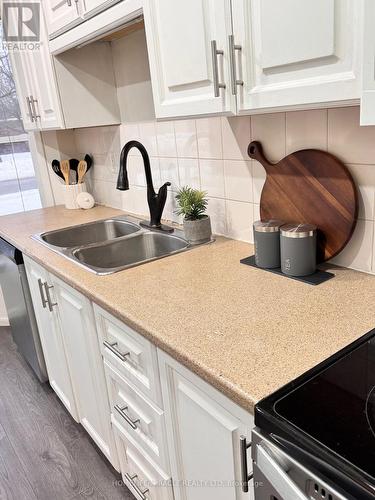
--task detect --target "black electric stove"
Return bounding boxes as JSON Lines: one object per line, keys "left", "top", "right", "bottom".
{"left": 255, "top": 327, "right": 375, "bottom": 499}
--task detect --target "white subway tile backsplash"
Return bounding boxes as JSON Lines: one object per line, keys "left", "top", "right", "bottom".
{"left": 174, "top": 120, "right": 198, "bottom": 158}
{"left": 121, "top": 185, "right": 148, "bottom": 216}
{"left": 251, "top": 112, "right": 286, "bottom": 162}
{"left": 224, "top": 160, "right": 253, "bottom": 202}
{"left": 206, "top": 197, "right": 226, "bottom": 235}
{"left": 164, "top": 190, "right": 182, "bottom": 224}
{"left": 328, "top": 107, "right": 375, "bottom": 164}
{"left": 159, "top": 157, "right": 179, "bottom": 191}
{"left": 286, "top": 109, "right": 327, "bottom": 153}
{"left": 346, "top": 164, "right": 375, "bottom": 220}
{"left": 127, "top": 155, "right": 147, "bottom": 187}
{"left": 221, "top": 116, "right": 251, "bottom": 160}
{"left": 72, "top": 106, "right": 375, "bottom": 275}
{"left": 139, "top": 121, "right": 158, "bottom": 156}
{"left": 196, "top": 117, "right": 222, "bottom": 159}
{"left": 200, "top": 159, "right": 225, "bottom": 198}
{"left": 156, "top": 121, "right": 177, "bottom": 157}
{"left": 226, "top": 200, "right": 253, "bottom": 243}
{"left": 178, "top": 158, "right": 200, "bottom": 190}
{"left": 331, "top": 219, "right": 374, "bottom": 272}
{"left": 252, "top": 160, "right": 266, "bottom": 204}
{"left": 119, "top": 123, "right": 140, "bottom": 155}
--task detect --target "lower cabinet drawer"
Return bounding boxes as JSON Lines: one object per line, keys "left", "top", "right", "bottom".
{"left": 94, "top": 304, "right": 162, "bottom": 406}
{"left": 105, "top": 359, "right": 170, "bottom": 471}
{"left": 112, "top": 418, "right": 174, "bottom": 500}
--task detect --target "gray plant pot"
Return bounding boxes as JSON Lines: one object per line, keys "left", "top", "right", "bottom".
{"left": 183, "top": 216, "right": 212, "bottom": 244}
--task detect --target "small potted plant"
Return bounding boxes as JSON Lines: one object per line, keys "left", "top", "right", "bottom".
{"left": 175, "top": 186, "right": 212, "bottom": 244}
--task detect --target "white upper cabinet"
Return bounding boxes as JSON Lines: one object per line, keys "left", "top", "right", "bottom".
{"left": 44, "top": 0, "right": 82, "bottom": 38}
{"left": 8, "top": 50, "right": 38, "bottom": 131}
{"left": 82, "top": 0, "right": 121, "bottom": 19}
{"left": 7, "top": 6, "right": 64, "bottom": 130}
{"left": 143, "top": 0, "right": 235, "bottom": 118}
{"left": 361, "top": 0, "right": 375, "bottom": 125}
{"left": 232, "top": 0, "right": 362, "bottom": 113}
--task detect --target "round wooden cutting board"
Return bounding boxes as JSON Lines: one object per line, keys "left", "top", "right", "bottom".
{"left": 248, "top": 141, "right": 358, "bottom": 262}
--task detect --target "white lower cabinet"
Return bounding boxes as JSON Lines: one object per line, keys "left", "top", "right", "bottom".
{"left": 24, "top": 256, "right": 78, "bottom": 421}
{"left": 25, "top": 257, "right": 255, "bottom": 499}
{"left": 51, "top": 276, "right": 119, "bottom": 469}
{"left": 158, "top": 350, "right": 254, "bottom": 500}
{"left": 113, "top": 418, "right": 174, "bottom": 500}
{"left": 104, "top": 359, "right": 170, "bottom": 471}
{"left": 24, "top": 257, "right": 118, "bottom": 469}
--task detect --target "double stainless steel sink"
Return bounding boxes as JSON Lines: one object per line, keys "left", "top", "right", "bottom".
{"left": 33, "top": 216, "right": 194, "bottom": 275}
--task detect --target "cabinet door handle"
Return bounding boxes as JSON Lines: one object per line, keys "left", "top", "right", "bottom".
{"left": 240, "top": 436, "right": 253, "bottom": 493}
{"left": 211, "top": 40, "right": 226, "bottom": 97}
{"left": 44, "top": 283, "right": 57, "bottom": 312}
{"left": 67, "top": 0, "right": 72, "bottom": 5}
{"left": 37, "top": 278, "right": 48, "bottom": 308}
{"left": 228, "top": 35, "right": 243, "bottom": 95}
{"left": 114, "top": 404, "right": 140, "bottom": 430}
{"left": 103, "top": 340, "right": 130, "bottom": 362}
{"left": 26, "top": 96, "right": 35, "bottom": 122}
{"left": 124, "top": 473, "right": 149, "bottom": 500}
{"left": 30, "top": 95, "right": 40, "bottom": 120}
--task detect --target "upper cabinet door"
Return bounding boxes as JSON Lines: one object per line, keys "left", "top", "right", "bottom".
{"left": 361, "top": 0, "right": 375, "bottom": 125}
{"left": 143, "top": 0, "right": 235, "bottom": 119}
{"left": 232, "top": 0, "right": 362, "bottom": 113}
{"left": 44, "top": 0, "right": 81, "bottom": 38}
{"left": 82, "top": 0, "right": 121, "bottom": 19}
{"left": 27, "top": 14, "right": 64, "bottom": 130}
{"left": 8, "top": 50, "right": 38, "bottom": 131}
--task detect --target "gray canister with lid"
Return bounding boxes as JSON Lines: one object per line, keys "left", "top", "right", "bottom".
{"left": 280, "top": 223, "right": 317, "bottom": 276}
{"left": 253, "top": 220, "right": 284, "bottom": 269}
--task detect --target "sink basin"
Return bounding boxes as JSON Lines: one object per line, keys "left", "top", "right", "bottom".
{"left": 72, "top": 232, "right": 189, "bottom": 273}
{"left": 38, "top": 218, "right": 140, "bottom": 249}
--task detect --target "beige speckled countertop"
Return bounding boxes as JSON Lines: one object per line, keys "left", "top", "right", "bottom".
{"left": 1, "top": 205, "right": 375, "bottom": 414}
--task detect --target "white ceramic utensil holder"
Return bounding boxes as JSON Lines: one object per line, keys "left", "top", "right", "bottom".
{"left": 63, "top": 182, "right": 87, "bottom": 209}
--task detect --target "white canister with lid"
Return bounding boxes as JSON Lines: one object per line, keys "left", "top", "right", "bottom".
{"left": 280, "top": 223, "right": 317, "bottom": 276}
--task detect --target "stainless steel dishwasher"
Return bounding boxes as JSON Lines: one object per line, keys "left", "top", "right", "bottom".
{"left": 0, "top": 237, "right": 47, "bottom": 382}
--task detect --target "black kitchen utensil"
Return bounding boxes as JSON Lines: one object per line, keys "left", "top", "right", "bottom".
{"left": 51, "top": 160, "right": 64, "bottom": 181}
{"left": 51, "top": 155, "right": 93, "bottom": 184}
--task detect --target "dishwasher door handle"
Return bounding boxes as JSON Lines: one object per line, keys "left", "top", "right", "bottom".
{"left": 256, "top": 444, "right": 309, "bottom": 500}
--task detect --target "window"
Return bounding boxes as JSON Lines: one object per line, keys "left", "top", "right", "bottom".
{"left": 0, "top": 26, "right": 41, "bottom": 216}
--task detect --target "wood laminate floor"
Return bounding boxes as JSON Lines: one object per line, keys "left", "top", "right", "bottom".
{"left": 0, "top": 327, "right": 135, "bottom": 500}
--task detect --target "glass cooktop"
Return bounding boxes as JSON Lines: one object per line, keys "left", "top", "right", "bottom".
{"left": 274, "top": 334, "right": 375, "bottom": 480}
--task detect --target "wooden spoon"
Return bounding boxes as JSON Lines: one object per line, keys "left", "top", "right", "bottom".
{"left": 77, "top": 160, "right": 87, "bottom": 184}
{"left": 60, "top": 160, "right": 70, "bottom": 185}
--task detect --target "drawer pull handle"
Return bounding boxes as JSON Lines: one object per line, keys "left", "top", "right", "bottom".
{"left": 38, "top": 279, "right": 48, "bottom": 308}
{"left": 228, "top": 34, "right": 243, "bottom": 95}
{"left": 211, "top": 40, "right": 226, "bottom": 97}
{"left": 124, "top": 473, "right": 149, "bottom": 500}
{"left": 44, "top": 283, "right": 57, "bottom": 312}
{"left": 103, "top": 340, "right": 130, "bottom": 362}
{"left": 114, "top": 404, "right": 140, "bottom": 430}
{"left": 240, "top": 436, "right": 253, "bottom": 493}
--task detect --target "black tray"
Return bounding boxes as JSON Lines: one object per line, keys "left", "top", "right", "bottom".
{"left": 240, "top": 255, "right": 334, "bottom": 286}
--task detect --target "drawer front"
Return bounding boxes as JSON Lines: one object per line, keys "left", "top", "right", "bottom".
{"left": 105, "top": 360, "right": 169, "bottom": 471}
{"left": 113, "top": 418, "right": 174, "bottom": 500}
{"left": 94, "top": 305, "right": 162, "bottom": 405}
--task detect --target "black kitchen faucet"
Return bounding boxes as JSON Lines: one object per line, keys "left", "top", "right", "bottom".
{"left": 116, "top": 140, "right": 173, "bottom": 232}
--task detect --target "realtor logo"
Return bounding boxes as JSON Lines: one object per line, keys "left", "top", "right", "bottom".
{"left": 3, "top": 2, "right": 40, "bottom": 42}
